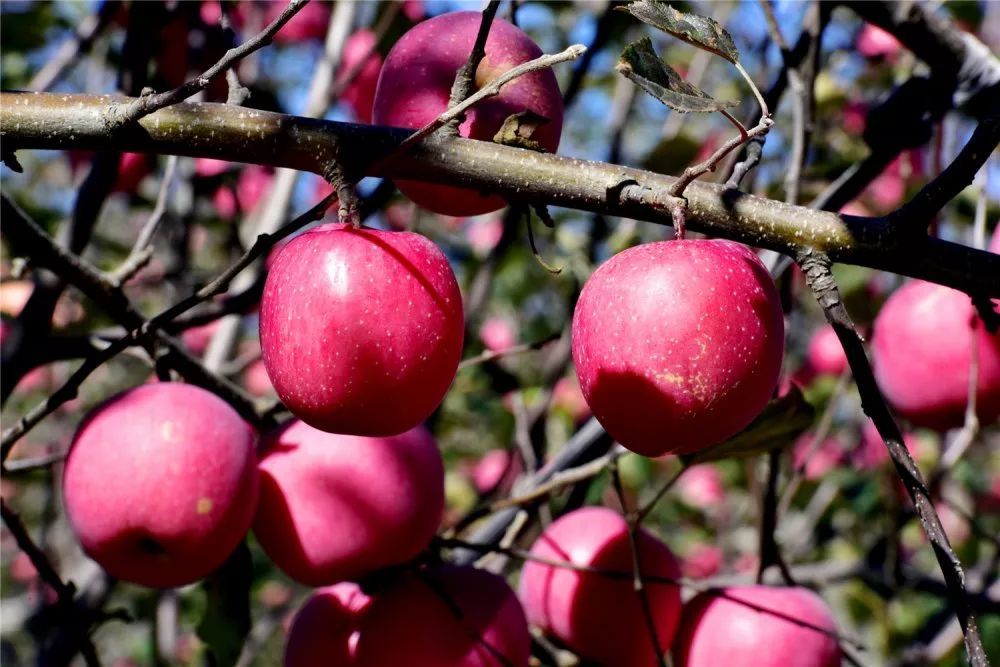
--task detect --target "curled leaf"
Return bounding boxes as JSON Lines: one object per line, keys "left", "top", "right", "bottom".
{"left": 617, "top": 38, "right": 737, "bottom": 114}
{"left": 681, "top": 386, "right": 815, "bottom": 464}
{"left": 619, "top": 0, "right": 740, "bottom": 64}
{"left": 493, "top": 110, "right": 550, "bottom": 152}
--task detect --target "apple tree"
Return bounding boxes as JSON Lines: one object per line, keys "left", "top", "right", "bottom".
{"left": 1, "top": 1, "right": 998, "bottom": 665}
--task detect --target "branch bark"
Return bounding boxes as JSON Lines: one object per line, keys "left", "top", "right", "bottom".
{"left": 3, "top": 92, "right": 998, "bottom": 298}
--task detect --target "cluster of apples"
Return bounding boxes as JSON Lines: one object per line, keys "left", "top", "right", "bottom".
{"left": 68, "top": 9, "right": 1000, "bottom": 666}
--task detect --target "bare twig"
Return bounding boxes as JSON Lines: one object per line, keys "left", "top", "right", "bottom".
{"left": 443, "top": 0, "right": 501, "bottom": 136}
{"left": 28, "top": 1, "right": 119, "bottom": 92}
{"left": 106, "top": 0, "right": 308, "bottom": 129}
{"left": 796, "top": 248, "right": 988, "bottom": 667}
{"left": 457, "top": 332, "right": 561, "bottom": 370}
{"left": 1, "top": 499, "right": 101, "bottom": 666}
{"left": 109, "top": 155, "right": 179, "bottom": 286}
{"left": 383, "top": 43, "right": 586, "bottom": 161}
{"left": 0, "top": 193, "right": 336, "bottom": 457}
{"left": 610, "top": 460, "right": 666, "bottom": 667}
{"left": 888, "top": 114, "right": 1000, "bottom": 234}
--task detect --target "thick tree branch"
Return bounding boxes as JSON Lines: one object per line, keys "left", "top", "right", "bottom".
{"left": 3, "top": 93, "right": 998, "bottom": 298}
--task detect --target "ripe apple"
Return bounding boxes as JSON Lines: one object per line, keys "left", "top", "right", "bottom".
{"left": 518, "top": 506, "right": 682, "bottom": 667}
{"left": 792, "top": 434, "right": 844, "bottom": 480}
{"left": 337, "top": 29, "right": 383, "bottom": 123}
{"left": 872, "top": 280, "right": 1000, "bottom": 430}
{"left": 355, "top": 565, "right": 531, "bottom": 667}
{"left": 259, "top": 223, "right": 464, "bottom": 436}
{"left": 857, "top": 24, "right": 901, "bottom": 60}
{"left": 478, "top": 315, "right": 516, "bottom": 353}
{"left": 285, "top": 582, "right": 372, "bottom": 667}
{"left": 806, "top": 324, "right": 848, "bottom": 378}
{"left": 571, "top": 240, "right": 784, "bottom": 457}
{"left": 253, "top": 419, "right": 444, "bottom": 586}
{"left": 62, "top": 382, "right": 258, "bottom": 588}
{"left": 673, "top": 585, "right": 841, "bottom": 667}
{"left": 373, "top": 11, "right": 563, "bottom": 216}
{"left": 213, "top": 164, "right": 272, "bottom": 219}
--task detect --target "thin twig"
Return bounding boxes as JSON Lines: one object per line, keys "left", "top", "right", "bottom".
{"left": 1, "top": 499, "right": 101, "bottom": 666}
{"left": 106, "top": 0, "right": 309, "bottom": 129}
{"left": 796, "top": 248, "right": 988, "bottom": 667}
{"left": 109, "top": 155, "right": 178, "bottom": 286}
{"left": 443, "top": 0, "right": 501, "bottom": 136}
{"left": 610, "top": 460, "right": 666, "bottom": 667}
{"left": 439, "top": 536, "right": 867, "bottom": 651}
{"left": 457, "top": 332, "right": 561, "bottom": 369}
{"left": 380, "top": 43, "right": 586, "bottom": 163}
{"left": 0, "top": 193, "right": 337, "bottom": 457}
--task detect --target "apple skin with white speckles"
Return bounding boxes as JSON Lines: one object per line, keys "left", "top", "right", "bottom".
{"left": 518, "top": 507, "right": 682, "bottom": 667}
{"left": 571, "top": 240, "right": 785, "bottom": 457}
{"left": 253, "top": 419, "right": 444, "bottom": 586}
{"left": 259, "top": 223, "right": 464, "bottom": 437}
{"left": 673, "top": 585, "right": 841, "bottom": 667}
{"left": 62, "top": 382, "right": 258, "bottom": 588}
{"left": 871, "top": 280, "right": 1000, "bottom": 430}
{"left": 372, "top": 11, "right": 563, "bottom": 217}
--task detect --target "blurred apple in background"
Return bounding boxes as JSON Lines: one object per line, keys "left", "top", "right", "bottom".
{"left": 872, "top": 280, "right": 1000, "bottom": 430}
{"left": 337, "top": 29, "right": 383, "bottom": 123}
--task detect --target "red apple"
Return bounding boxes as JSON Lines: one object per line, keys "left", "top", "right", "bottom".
{"left": 62, "top": 382, "right": 258, "bottom": 588}
{"left": 681, "top": 543, "right": 723, "bottom": 580}
{"left": 806, "top": 324, "right": 848, "bottom": 378}
{"left": 259, "top": 223, "right": 464, "bottom": 436}
{"left": 552, "top": 374, "right": 591, "bottom": 423}
{"left": 213, "top": 164, "right": 273, "bottom": 219}
{"left": 872, "top": 280, "right": 1000, "bottom": 430}
{"left": 792, "top": 434, "right": 844, "bottom": 480}
{"left": 572, "top": 240, "right": 784, "bottom": 456}
{"left": 355, "top": 565, "right": 531, "bottom": 667}
{"left": 180, "top": 319, "right": 221, "bottom": 356}
{"left": 254, "top": 419, "right": 444, "bottom": 586}
{"left": 675, "top": 464, "right": 726, "bottom": 508}
{"left": 857, "top": 24, "right": 901, "bottom": 60}
{"left": 373, "top": 11, "right": 563, "bottom": 216}
{"left": 243, "top": 359, "right": 274, "bottom": 397}
{"left": 518, "top": 506, "right": 682, "bottom": 667}
{"left": 337, "top": 29, "right": 383, "bottom": 123}
{"left": 470, "top": 448, "right": 519, "bottom": 494}
{"left": 112, "top": 152, "right": 153, "bottom": 194}
{"left": 465, "top": 216, "right": 504, "bottom": 257}
{"left": 285, "top": 582, "right": 372, "bottom": 667}
{"left": 479, "top": 315, "right": 516, "bottom": 353}
{"left": 673, "top": 585, "right": 841, "bottom": 667}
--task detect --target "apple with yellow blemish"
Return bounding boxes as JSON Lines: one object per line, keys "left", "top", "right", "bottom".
{"left": 62, "top": 382, "right": 258, "bottom": 588}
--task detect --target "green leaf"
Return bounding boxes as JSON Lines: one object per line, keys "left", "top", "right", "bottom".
{"left": 681, "top": 386, "right": 815, "bottom": 464}
{"left": 617, "top": 38, "right": 737, "bottom": 114}
{"left": 196, "top": 542, "right": 253, "bottom": 667}
{"left": 619, "top": 1, "right": 740, "bottom": 64}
